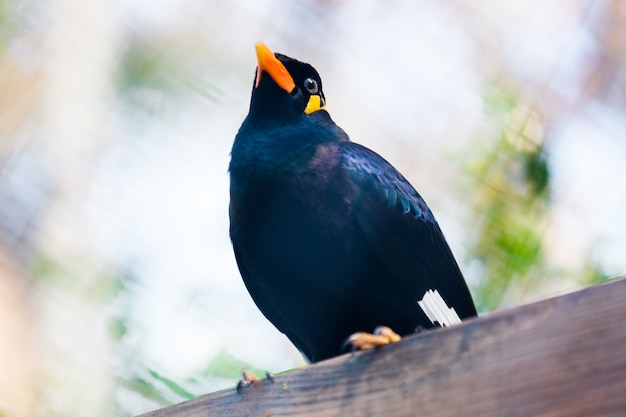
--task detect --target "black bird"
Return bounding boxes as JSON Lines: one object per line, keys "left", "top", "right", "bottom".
{"left": 229, "top": 43, "right": 476, "bottom": 363}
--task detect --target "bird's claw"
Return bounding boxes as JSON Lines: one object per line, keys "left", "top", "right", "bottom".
{"left": 236, "top": 370, "right": 274, "bottom": 394}
{"left": 343, "top": 325, "right": 401, "bottom": 352}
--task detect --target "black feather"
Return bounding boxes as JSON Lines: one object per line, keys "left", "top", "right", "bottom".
{"left": 229, "top": 48, "right": 476, "bottom": 362}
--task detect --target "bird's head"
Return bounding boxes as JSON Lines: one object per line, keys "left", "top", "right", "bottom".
{"left": 249, "top": 42, "right": 327, "bottom": 121}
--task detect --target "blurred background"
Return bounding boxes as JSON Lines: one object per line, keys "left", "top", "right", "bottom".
{"left": 1, "top": 0, "right": 625, "bottom": 415}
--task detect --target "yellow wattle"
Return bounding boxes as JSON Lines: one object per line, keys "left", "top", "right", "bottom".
{"left": 304, "top": 95, "right": 326, "bottom": 114}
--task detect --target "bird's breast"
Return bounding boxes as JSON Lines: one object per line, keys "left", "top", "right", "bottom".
{"left": 230, "top": 150, "right": 358, "bottom": 274}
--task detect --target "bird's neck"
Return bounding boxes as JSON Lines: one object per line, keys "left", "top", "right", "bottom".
{"left": 230, "top": 113, "right": 338, "bottom": 178}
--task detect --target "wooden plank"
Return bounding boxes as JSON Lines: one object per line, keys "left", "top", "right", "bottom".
{"left": 139, "top": 278, "right": 626, "bottom": 417}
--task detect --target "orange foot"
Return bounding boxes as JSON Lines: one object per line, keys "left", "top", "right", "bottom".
{"left": 343, "top": 326, "right": 401, "bottom": 352}
{"left": 236, "top": 370, "right": 274, "bottom": 393}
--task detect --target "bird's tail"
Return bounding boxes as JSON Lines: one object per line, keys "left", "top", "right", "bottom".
{"left": 418, "top": 289, "right": 462, "bottom": 327}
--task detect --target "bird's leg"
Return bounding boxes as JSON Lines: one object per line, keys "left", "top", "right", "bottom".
{"left": 236, "top": 370, "right": 274, "bottom": 393}
{"left": 236, "top": 369, "right": 259, "bottom": 393}
{"left": 343, "top": 326, "right": 402, "bottom": 352}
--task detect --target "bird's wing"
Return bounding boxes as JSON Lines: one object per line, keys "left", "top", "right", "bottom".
{"left": 339, "top": 141, "right": 476, "bottom": 319}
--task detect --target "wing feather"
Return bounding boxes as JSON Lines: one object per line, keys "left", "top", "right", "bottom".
{"left": 340, "top": 141, "right": 476, "bottom": 319}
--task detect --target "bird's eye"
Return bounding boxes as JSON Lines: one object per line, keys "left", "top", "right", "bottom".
{"left": 303, "top": 78, "right": 319, "bottom": 94}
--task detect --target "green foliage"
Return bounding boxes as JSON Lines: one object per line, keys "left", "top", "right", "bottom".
{"left": 462, "top": 83, "right": 611, "bottom": 312}
{"left": 579, "top": 260, "right": 611, "bottom": 287}
{"left": 109, "top": 316, "right": 128, "bottom": 340}
{"left": 464, "top": 85, "right": 551, "bottom": 311}
{"left": 32, "top": 254, "right": 128, "bottom": 304}
{"left": 117, "top": 39, "right": 178, "bottom": 92}
{"left": 0, "top": 0, "right": 19, "bottom": 50}
{"left": 108, "top": 266, "right": 270, "bottom": 414}
{"left": 123, "top": 376, "right": 174, "bottom": 408}
{"left": 146, "top": 370, "right": 197, "bottom": 400}
{"left": 112, "top": 348, "right": 278, "bottom": 415}
{"left": 199, "top": 350, "right": 270, "bottom": 380}
{"left": 523, "top": 146, "right": 550, "bottom": 196}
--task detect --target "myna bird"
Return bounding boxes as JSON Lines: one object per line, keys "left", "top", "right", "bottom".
{"left": 229, "top": 43, "right": 476, "bottom": 365}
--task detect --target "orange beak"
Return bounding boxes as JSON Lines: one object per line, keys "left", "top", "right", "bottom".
{"left": 255, "top": 42, "right": 296, "bottom": 93}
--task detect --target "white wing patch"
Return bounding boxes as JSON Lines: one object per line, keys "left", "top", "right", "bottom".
{"left": 418, "top": 289, "right": 462, "bottom": 327}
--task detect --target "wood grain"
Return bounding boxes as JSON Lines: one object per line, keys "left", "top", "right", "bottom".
{"left": 139, "top": 278, "right": 626, "bottom": 417}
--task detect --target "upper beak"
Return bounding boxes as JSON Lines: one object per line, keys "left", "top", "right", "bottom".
{"left": 255, "top": 42, "right": 296, "bottom": 93}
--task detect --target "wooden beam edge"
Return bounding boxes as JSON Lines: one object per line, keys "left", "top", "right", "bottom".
{"left": 139, "top": 278, "right": 626, "bottom": 417}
